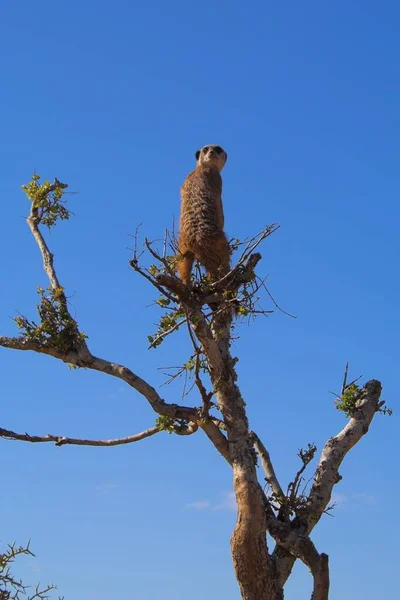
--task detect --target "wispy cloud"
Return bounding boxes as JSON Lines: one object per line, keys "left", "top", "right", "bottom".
{"left": 96, "top": 483, "right": 117, "bottom": 493}
{"left": 186, "top": 492, "right": 237, "bottom": 513}
{"left": 213, "top": 491, "right": 236, "bottom": 512}
{"left": 352, "top": 492, "right": 377, "bottom": 505}
{"left": 331, "top": 492, "right": 348, "bottom": 507}
{"left": 30, "top": 561, "right": 41, "bottom": 574}
{"left": 108, "top": 386, "right": 127, "bottom": 399}
{"left": 330, "top": 491, "right": 378, "bottom": 509}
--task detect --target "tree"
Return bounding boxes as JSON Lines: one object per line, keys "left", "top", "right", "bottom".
{"left": 0, "top": 175, "right": 390, "bottom": 600}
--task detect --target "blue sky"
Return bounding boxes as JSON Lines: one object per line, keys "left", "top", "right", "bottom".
{"left": 0, "top": 1, "right": 398, "bottom": 598}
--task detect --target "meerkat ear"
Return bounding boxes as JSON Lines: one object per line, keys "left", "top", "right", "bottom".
{"left": 224, "top": 151, "right": 228, "bottom": 162}
{"left": 195, "top": 150, "right": 201, "bottom": 161}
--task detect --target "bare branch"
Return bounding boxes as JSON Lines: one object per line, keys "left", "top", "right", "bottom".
{"left": 251, "top": 431, "right": 284, "bottom": 500}
{"left": 27, "top": 203, "right": 63, "bottom": 294}
{"left": 0, "top": 425, "right": 160, "bottom": 447}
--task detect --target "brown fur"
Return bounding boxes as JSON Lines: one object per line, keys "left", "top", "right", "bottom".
{"left": 178, "top": 145, "right": 230, "bottom": 286}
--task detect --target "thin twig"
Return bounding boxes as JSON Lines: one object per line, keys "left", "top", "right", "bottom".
{"left": 341, "top": 362, "right": 349, "bottom": 396}
{"left": 256, "top": 276, "right": 296, "bottom": 318}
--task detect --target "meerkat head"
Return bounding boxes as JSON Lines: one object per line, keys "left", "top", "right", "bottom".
{"left": 195, "top": 145, "right": 227, "bottom": 172}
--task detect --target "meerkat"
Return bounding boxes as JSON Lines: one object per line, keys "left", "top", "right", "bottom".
{"left": 177, "top": 144, "right": 231, "bottom": 287}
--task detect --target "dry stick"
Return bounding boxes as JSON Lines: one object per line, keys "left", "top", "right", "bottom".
{"left": 340, "top": 361, "right": 362, "bottom": 394}
{"left": 163, "top": 228, "right": 168, "bottom": 260}
{"left": 341, "top": 361, "right": 349, "bottom": 395}
{"left": 0, "top": 426, "right": 160, "bottom": 447}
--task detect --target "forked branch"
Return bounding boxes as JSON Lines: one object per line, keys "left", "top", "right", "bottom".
{"left": 272, "top": 378, "right": 384, "bottom": 588}
{"left": 304, "top": 379, "right": 382, "bottom": 530}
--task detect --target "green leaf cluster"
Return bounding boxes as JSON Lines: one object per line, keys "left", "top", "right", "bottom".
{"left": 14, "top": 286, "right": 87, "bottom": 353}
{"left": 335, "top": 383, "right": 361, "bottom": 418}
{"left": 155, "top": 416, "right": 176, "bottom": 433}
{"left": 22, "top": 173, "right": 69, "bottom": 228}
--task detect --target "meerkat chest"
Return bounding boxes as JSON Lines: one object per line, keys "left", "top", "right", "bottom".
{"left": 181, "top": 167, "right": 222, "bottom": 211}
{"left": 180, "top": 168, "right": 222, "bottom": 240}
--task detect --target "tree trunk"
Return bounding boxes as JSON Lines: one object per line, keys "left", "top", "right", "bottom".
{"left": 230, "top": 458, "right": 283, "bottom": 600}
{"left": 210, "top": 315, "right": 283, "bottom": 600}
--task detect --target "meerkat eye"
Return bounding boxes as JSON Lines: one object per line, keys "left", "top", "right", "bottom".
{"left": 214, "top": 146, "right": 223, "bottom": 154}
{"left": 202, "top": 146, "right": 209, "bottom": 153}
